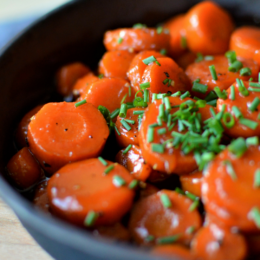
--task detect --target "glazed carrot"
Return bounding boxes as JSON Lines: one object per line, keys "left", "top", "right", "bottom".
{"left": 33, "top": 180, "right": 50, "bottom": 214}
{"left": 72, "top": 72, "right": 98, "bottom": 97}
{"left": 217, "top": 81, "right": 260, "bottom": 138}
{"left": 148, "top": 170, "right": 170, "bottom": 183}
{"left": 28, "top": 102, "right": 110, "bottom": 174}
{"left": 186, "top": 55, "right": 259, "bottom": 98}
{"left": 115, "top": 145, "right": 152, "bottom": 181}
{"left": 191, "top": 224, "right": 247, "bottom": 260}
{"left": 152, "top": 245, "right": 195, "bottom": 260}
{"left": 230, "top": 26, "right": 260, "bottom": 66}
{"left": 142, "top": 57, "right": 191, "bottom": 96}
{"left": 245, "top": 234, "right": 260, "bottom": 257}
{"left": 202, "top": 145, "right": 260, "bottom": 232}
{"left": 176, "top": 52, "right": 196, "bottom": 70}
{"left": 129, "top": 190, "right": 202, "bottom": 245}
{"left": 56, "top": 62, "right": 90, "bottom": 96}
{"left": 127, "top": 50, "right": 164, "bottom": 92}
{"left": 115, "top": 108, "right": 143, "bottom": 148}
{"left": 180, "top": 171, "right": 203, "bottom": 198}
{"left": 163, "top": 14, "right": 187, "bottom": 58}
{"left": 185, "top": 1, "right": 235, "bottom": 55}
{"left": 139, "top": 183, "right": 159, "bottom": 200}
{"left": 15, "top": 105, "right": 43, "bottom": 148}
{"left": 79, "top": 78, "right": 135, "bottom": 113}
{"left": 98, "top": 50, "right": 136, "bottom": 80}
{"left": 6, "top": 147, "right": 43, "bottom": 189}
{"left": 93, "top": 222, "right": 130, "bottom": 241}
{"left": 104, "top": 27, "right": 170, "bottom": 52}
{"left": 47, "top": 158, "right": 135, "bottom": 227}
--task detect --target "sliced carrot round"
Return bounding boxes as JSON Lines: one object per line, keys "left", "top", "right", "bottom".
{"left": 180, "top": 171, "right": 203, "bottom": 198}
{"left": 129, "top": 190, "right": 202, "bottom": 245}
{"left": 28, "top": 102, "right": 110, "bottom": 174}
{"left": 33, "top": 180, "right": 50, "bottom": 214}
{"left": 56, "top": 62, "right": 90, "bottom": 96}
{"left": 202, "top": 146, "right": 260, "bottom": 233}
{"left": 185, "top": 1, "right": 235, "bottom": 55}
{"left": 47, "top": 158, "right": 135, "bottom": 227}
{"left": 98, "top": 50, "right": 136, "bottom": 80}
{"left": 104, "top": 28, "right": 170, "bottom": 52}
{"left": 115, "top": 145, "right": 152, "bottom": 181}
{"left": 191, "top": 224, "right": 247, "bottom": 260}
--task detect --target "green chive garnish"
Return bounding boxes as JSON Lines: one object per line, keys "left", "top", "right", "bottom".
{"left": 115, "top": 126, "right": 120, "bottom": 135}
{"left": 133, "top": 23, "right": 147, "bottom": 29}
{"left": 123, "top": 144, "right": 132, "bottom": 154}
{"left": 228, "top": 138, "right": 247, "bottom": 158}
{"left": 171, "top": 91, "right": 181, "bottom": 97}
{"left": 143, "top": 89, "right": 149, "bottom": 103}
{"left": 119, "top": 103, "right": 127, "bottom": 118}
{"left": 237, "top": 79, "right": 249, "bottom": 96}
{"left": 157, "top": 26, "right": 163, "bottom": 34}
{"left": 110, "top": 108, "right": 120, "bottom": 119}
{"left": 180, "top": 91, "right": 191, "bottom": 100}
{"left": 121, "top": 119, "right": 132, "bottom": 131}
{"left": 249, "top": 207, "right": 260, "bottom": 228}
{"left": 228, "top": 60, "right": 243, "bottom": 72}
{"left": 248, "top": 87, "right": 260, "bottom": 92}
{"left": 232, "top": 106, "right": 243, "bottom": 119}
{"left": 222, "top": 112, "right": 235, "bottom": 129}
{"left": 204, "top": 56, "right": 214, "bottom": 61}
{"left": 223, "top": 160, "right": 237, "bottom": 181}
{"left": 157, "top": 235, "right": 180, "bottom": 245}
{"left": 128, "top": 179, "right": 139, "bottom": 189}
{"left": 113, "top": 175, "right": 126, "bottom": 187}
{"left": 209, "top": 65, "right": 218, "bottom": 80}
{"left": 117, "top": 37, "right": 123, "bottom": 44}
{"left": 104, "top": 164, "right": 114, "bottom": 175}
{"left": 249, "top": 82, "right": 260, "bottom": 88}
{"left": 98, "top": 157, "right": 108, "bottom": 166}
{"left": 128, "top": 85, "right": 131, "bottom": 97}
{"left": 160, "top": 49, "right": 167, "bottom": 55}
{"left": 133, "top": 110, "right": 144, "bottom": 115}
{"left": 239, "top": 118, "right": 258, "bottom": 130}
{"left": 157, "top": 128, "right": 166, "bottom": 135}
{"left": 246, "top": 136, "right": 259, "bottom": 146}
{"left": 205, "top": 91, "right": 218, "bottom": 101}
{"left": 151, "top": 143, "right": 164, "bottom": 153}
{"left": 180, "top": 36, "right": 187, "bottom": 49}
{"left": 192, "top": 82, "right": 208, "bottom": 94}
{"left": 214, "top": 87, "right": 227, "bottom": 99}
{"left": 84, "top": 211, "right": 99, "bottom": 227}
{"left": 230, "top": 85, "right": 235, "bottom": 100}
{"left": 98, "top": 73, "right": 104, "bottom": 79}
{"left": 147, "top": 127, "right": 155, "bottom": 143}
{"left": 249, "top": 97, "right": 260, "bottom": 112}
{"left": 142, "top": 55, "right": 161, "bottom": 66}
{"left": 140, "top": 82, "right": 150, "bottom": 89}
{"left": 189, "top": 199, "right": 200, "bottom": 212}
{"left": 160, "top": 193, "right": 172, "bottom": 208}
{"left": 195, "top": 52, "right": 203, "bottom": 63}
{"left": 186, "top": 226, "right": 195, "bottom": 234}
{"left": 75, "top": 99, "right": 86, "bottom": 107}
{"left": 225, "top": 50, "right": 237, "bottom": 63}
{"left": 254, "top": 169, "right": 260, "bottom": 188}
{"left": 240, "top": 67, "right": 252, "bottom": 76}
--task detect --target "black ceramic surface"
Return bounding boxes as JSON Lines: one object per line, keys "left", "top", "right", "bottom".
{"left": 1, "top": 0, "right": 260, "bottom": 259}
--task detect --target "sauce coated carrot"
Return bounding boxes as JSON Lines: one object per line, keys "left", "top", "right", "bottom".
{"left": 180, "top": 171, "right": 203, "bottom": 198}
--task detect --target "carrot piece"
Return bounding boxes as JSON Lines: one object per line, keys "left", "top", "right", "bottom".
{"left": 202, "top": 146, "right": 260, "bottom": 232}
{"left": 56, "top": 62, "right": 90, "bottom": 96}
{"left": 191, "top": 224, "right": 247, "bottom": 260}
{"left": 33, "top": 180, "right": 50, "bottom": 214}
{"left": 72, "top": 72, "right": 98, "bottom": 97}
{"left": 176, "top": 52, "right": 197, "bottom": 70}
{"left": 115, "top": 145, "right": 152, "bottom": 181}
{"left": 93, "top": 222, "right": 130, "bottom": 242}
{"left": 163, "top": 14, "right": 187, "bottom": 58}
{"left": 180, "top": 171, "right": 203, "bottom": 198}
{"left": 245, "top": 234, "right": 260, "bottom": 257}
{"left": 185, "top": 1, "right": 235, "bottom": 55}
{"left": 115, "top": 108, "right": 143, "bottom": 148}
{"left": 47, "top": 158, "right": 135, "bottom": 227}
{"left": 6, "top": 147, "right": 43, "bottom": 189}
{"left": 15, "top": 105, "right": 43, "bottom": 148}
{"left": 152, "top": 245, "right": 195, "bottom": 260}
{"left": 127, "top": 50, "right": 164, "bottom": 92}
{"left": 148, "top": 170, "right": 170, "bottom": 183}
{"left": 142, "top": 57, "right": 191, "bottom": 96}
{"left": 79, "top": 78, "right": 135, "bottom": 113}
{"left": 129, "top": 190, "right": 202, "bottom": 245}
{"left": 230, "top": 26, "right": 260, "bottom": 66}
{"left": 217, "top": 81, "right": 260, "bottom": 138}
{"left": 186, "top": 55, "right": 259, "bottom": 98}
{"left": 27, "top": 102, "right": 110, "bottom": 174}
{"left": 98, "top": 50, "right": 136, "bottom": 80}
{"left": 139, "top": 183, "right": 159, "bottom": 200}
{"left": 104, "top": 28, "right": 170, "bottom": 52}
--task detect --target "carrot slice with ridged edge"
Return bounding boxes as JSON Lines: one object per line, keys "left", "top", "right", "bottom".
{"left": 28, "top": 101, "right": 110, "bottom": 174}
{"left": 47, "top": 158, "right": 135, "bottom": 227}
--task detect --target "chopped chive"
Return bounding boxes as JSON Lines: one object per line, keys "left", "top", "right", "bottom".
{"left": 192, "top": 82, "right": 208, "bottom": 94}
{"left": 98, "top": 157, "right": 108, "bottom": 166}
{"left": 113, "top": 175, "right": 126, "bottom": 187}
{"left": 151, "top": 143, "right": 164, "bottom": 153}
{"left": 119, "top": 103, "right": 127, "bottom": 118}
{"left": 84, "top": 211, "right": 99, "bottom": 227}
{"left": 143, "top": 89, "right": 149, "bottom": 103}
{"left": 249, "top": 97, "right": 260, "bottom": 112}
{"left": 104, "top": 164, "right": 115, "bottom": 175}
{"left": 155, "top": 60, "right": 161, "bottom": 66}
{"left": 228, "top": 137, "right": 247, "bottom": 158}
{"left": 128, "top": 85, "right": 131, "bottom": 97}
{"left": 180, "top": 91, "right": 191, "bottom": 100}
{"left": 145, "top": 235, "right": 155, "bottom": 242}
{"left": 163, "top": 78, "right": 169, "bottom": 85}
{"left": 160, "top": 193, "right": 172, "bottom": 208}
{"left": 149, "top": 123, "right": 159, "bottom": 128}
{"left": 159, "top": 104, "right": 165, "bottom": 118}
{"left": 239, "top": 118, "right": 258, "bottom": 130}
{"left": 75, "top": 99, "right": 86, "bottom": 107}
{"left": 98, "top": 73, "right": 104, "bottom": 79}
{"left": 140, "top": 82, "right": 150, "bottom": 89}
{"left": 240, "top": 67, "right": 252, "bottom": 76}
{"left": 110, "top": 108, "right": 120, "bottom": 119}
{"left": 249, "top": 82, "right": 260, "bottom": 88}
{"left": 230, "top": 85, "right": 235, "bottom": 100}
{"left": 229, "top": 60, "right": 243, "bottom": 72}
{"left": 121, "top": 119, "right": 132, "bottom": 131}
{"left": 232, "top": 106, "right": 243, "bottom": 119}
{"left": 223, "top": 112, "right": 235, "bottom": 129}
{"left": 160, "top": 49, "right": 167, "bottom": 55}
{"left": 259, "top": 72, "right": 260, "bottom": 83}
{"left": 123, "top": 144, "right": 132, "bottom": 154}
{"left": 204, "top": 55, "right": 214, "bottom": 61}
{"left": 254, "top": 169, "right": 260, "bottom": 188}
{"left": 193, "top": 78, "right": 200, "bottom": 84}
{"left": 186, "top": 226, "right": 195, "bottom": 234}
{"left": 157, "top": 235, "right": 180, "bottom": 245}
{"left": 147, "top": 127, "right": 155, "bottom": 143}
{"left": 195, "top": 52, "right": 203, "bottom": 63}
{"left": 175, "top": 187, "right": 185, "bottom": 195}
{"left": 237, "top": 79, "right": 249, "bottom": 96}
{"left": 189, "top": 199, "right": 200, "bottom": 212}
{"left": 128, "top": 179, "right": 139, "bottom": 189}
{"left": 133, "top": 110, "right": 144, "bottom": 115}
{"left": 121, "top": 93, "right": 128, "bottom": 104}
{"left": 171, "top": 91, "right": 181, "bottom": 97}
{"left": 225, "top": 50, "right": 237, "bottom": 63}
{"left": 124, "top": 119, "right": 135, "bottom": 124}
{"left": 156, "top": 26, "right": 163, "bottom": 34}
{"left": 164, "top": 97, "right": 171, "bottom": 111}
{"left": 185, "top": 191, "right": 198, "bottom": 201}
{"left": 214, "top": 86, "right": 227, "bottom": 99}
{"left": 246, "top": 136, "right": 259, "bottom": 146}
{"left": 115, "top": 125, "right": 120, "bottom": 135}
{"left": 249, "top": 77, "right": 253, "bottom": 82}
{"left": 117, "top": 37, "right": 123, "bottom": 44}
{"left": 223, "top": 160, "right": 237, "bottom": 181}
{"left": 207, "top": 99, "right": 217, "bottom": 106}
{"left": 210, "top": 107, "right": 216, "bottom": 117}
{"left": 249, "top": 207, "right": 260, "bottom": 228}
{"left": 142, "top": 55, "right": 157, "bottom": 65}
{"left": 209, "top": 65, "right": 218, "bottom": 80}
{"left": 205, "top": 91, "right": 218, "bottom": 102}
{"left": 180, "top": 36, "right": 187, "bottom": 49}
{"left": 248, "top": 87, "right": 260, "bottom": 92}
{"left": 132, "top": 23, "right": 147, "bottom": 29}
{"left": 157, "top": 128, "right": 166, "bottom": 135}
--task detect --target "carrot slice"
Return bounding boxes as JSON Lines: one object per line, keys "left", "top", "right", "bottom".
{"left": 28, "top": 102, "right": 110, "bottom": 174}
{"left": 142, "top": 57, "right": 191, "bottom": 96}
{"left": 98, "top": 50, "right": 136, "bottom": 80}
{"left": 191, "top": 224, "right": 247, "bottom": 260}
{"left": 115, "top": 108, "right": 143, "bottom": 148}
{"left": 202, "top": 146, "right": 260, "bottom": 233}
{"left": 186, "top": 55, "right": 259, "bottom": 98}
{"left": 56, "top": 62, "right": 90, "bottom": 96}
{"left": 72, "top": 72, "right": 98, "bottom": 97}
{"left": 15, "top": 105, "right": 43, "bottom": 148}
{"left": 176, "top": 52, "right": 197, "bottom": 70}
{"left": 115, "top": 145, "right": 152, "bottom": 181}
{"left": 80, "top": 78, "right": 135, "bottom": 113}
{"left": 129, "top": 190, "right": 202, "bottom": 245}
{"left": 163, "top": 14, "right": 187, "bottom": 58}
{"left": 185, "top": 1, "right": 235, "bottom": 55}
{"left": 127, "top": 50, "right": 164, "bottom": 92}
{"left": 104, "top": 28, "right": 170, "bottom": 52}
{"left": 33, "top": 180, "right": 50, "bottom": 214}
{"left": 47, "top": 158, "right": 135, "bottom": 227}
{"left": 180, "top": 171, "right": 203, "bottom": 198}
{"left": 6, "top": 147, "right": 43, "bottom": 189}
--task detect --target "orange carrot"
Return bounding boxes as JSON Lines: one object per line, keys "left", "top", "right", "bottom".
{"left": 33, "top": 180, "right": 50, "bottom": 214}
{"left": 180, "top": 171, "right": 203, "bottom": 198}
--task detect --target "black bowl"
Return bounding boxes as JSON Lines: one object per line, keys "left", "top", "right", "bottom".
{"left": 1, "top": 1, "right": 260, "bottom": 259}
